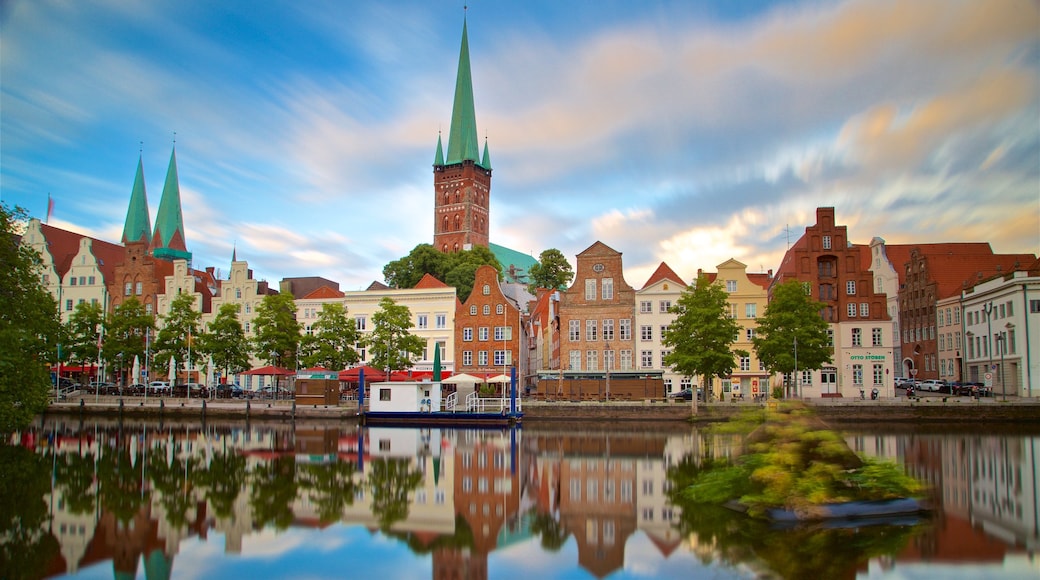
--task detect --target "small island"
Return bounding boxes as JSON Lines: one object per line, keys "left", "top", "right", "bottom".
{"left": 683, "top": 403, "right": 929, "bottom": 523}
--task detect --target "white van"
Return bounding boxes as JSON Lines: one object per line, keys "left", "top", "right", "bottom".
{"left": 148, "top": 381, "right": 172, "bottom": 395}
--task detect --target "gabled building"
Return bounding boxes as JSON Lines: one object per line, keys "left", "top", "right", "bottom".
{"left": 526, "top": 288, "right": 561, "bottom": 391}
{"left": 772, "top": 207, "right": 895, "bottom": 398}
{"left": 455, "top": 265, "right": 524, "bottom": 380}
{"left": 699, "top": 259, "right": 773, "bottom": 400}
{"left": 635, "top": 262, "right": 687, "bottom": 395}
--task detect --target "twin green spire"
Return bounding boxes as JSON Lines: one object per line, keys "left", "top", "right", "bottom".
{"left": 439, "top": 18, "right": 490, "bottom": 170}
{"left": 121, "top": 147, "right": 191, "bottom": 262}
{"left": 121, "top": 156, "right": 152, "bottom": 244}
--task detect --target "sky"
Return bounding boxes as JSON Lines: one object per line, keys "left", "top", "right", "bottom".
{"left": 3, "top": 0, "right": 1038, "bottom": 291}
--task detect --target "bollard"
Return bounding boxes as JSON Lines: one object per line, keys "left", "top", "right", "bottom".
{"left": 292, "top": 401, "right": 297, "bottom": 418}
{"left": 246, "top": 399, "right": 250, "bottom": 419}
{"left": 202, "top": 399, "right": 207, "bottom": 420}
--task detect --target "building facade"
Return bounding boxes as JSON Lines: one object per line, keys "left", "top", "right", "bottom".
{"left": 634, "top": 263, "right": 686, "bottom": 395}
{"left": 455, "top": 265, "right": 524, "bottom": 380}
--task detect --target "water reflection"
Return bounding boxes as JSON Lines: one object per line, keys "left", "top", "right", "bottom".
{"left": 4, "top": 418, "right": 1037, "bottom": 579}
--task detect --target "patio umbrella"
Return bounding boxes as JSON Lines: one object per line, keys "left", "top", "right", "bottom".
{"left": 205, "top": 355, "right": 214, "bottom": 387}
{"left": 487, "top": 374, "right": 511, "bottom": 383}
{"left": 168, "top": 356, "right": 176, "bottom": 384}
{"left": 442, "top": 373, "right": 482, "bottom": 384}
{"left": 132, "top": 355, "right": 141, "bottom": 385}
{"left": 433, "top": 344, "right": 442, "bottom": 382}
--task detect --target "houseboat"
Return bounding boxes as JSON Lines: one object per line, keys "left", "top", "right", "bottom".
{"left": 358, "top": 372, "right": 523, "bottom": 427}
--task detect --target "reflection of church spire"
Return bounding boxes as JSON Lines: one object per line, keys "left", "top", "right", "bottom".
{"left": 151, "top": 147, "right": 191, "bottom": 262}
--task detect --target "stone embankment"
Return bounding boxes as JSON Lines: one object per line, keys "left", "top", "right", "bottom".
{"left": 46, "top": 395, "right": 1040, "bottom": 424}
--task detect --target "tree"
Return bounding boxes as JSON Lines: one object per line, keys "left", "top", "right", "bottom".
{"left": 253, "top": 293, "right": 301, "bottom": 368}
{"left": 662, "top": 275, "right": 745, "bottom": 410}
{"left": 151, "top": 292, "right": 202, "bottom": 381}
{"left": 364, "top": 297, "right": 424, "bottom": 374}
{"left": 752, "top": 280, "right": 832, "bottom": 396}
{"left": 104, "top": 296, "right": 155, "bottom": 386}
{"left": 300, "top": 303, "right": 360, "bottom": 370}
{"left": 66, "top": 301, "right": 105, "bottom": 383}
{"left": 382, "top": 243, "right": 501, "bottom": 302}
{"left": 0, "top": 204, "right": 62, "bottom": 430}
{"left": 198, "top": 303, "right": 251, "bottom": 379}
{"left": 527, "top": 248, "right": 574, "bottom": 292}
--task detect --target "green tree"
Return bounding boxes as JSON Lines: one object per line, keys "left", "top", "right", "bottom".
{"left": 382, "top": 243, "right": 500, "bottom": 302}
{"left": 752, "top": 281, "right": 832, "bottom": 396}
{"left": 300, "top": 303, "right": 360, "bottom": 370}
{"left": 364, "top": 297, "right": 424, "bottom": 374}
{"left": 198, "top": 303, "right": 251, "bottom": 379}
{"left": 66, "top": 301, "right": 105, "bottom": 383}
{"left": 662, "top": 275, "right": 745, "bottom": 410}
{"left": 527, "top": 248, "right": 574, "bottom": 292}
{"left": 152, "top": 293, "right": 203, "bottom": 380}
{"left": 104, "top": 297, "right": 155, "bottom": 386}
{"left": 253, "top": 293, "right": 301, "bottom": 368}
{"left": 0, "top": 204, "right": 62, "bottom": 430}
{"left": 250, "top": 455, "right": 298, "bottom": 530}
{"left": 366, "top": 457, "right": 423, "bottom": 531}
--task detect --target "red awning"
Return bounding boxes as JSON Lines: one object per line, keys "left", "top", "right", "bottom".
{"left": 338, "top": 365, "right": 386, "bottom": 382}
{"left": 240, "top": 365, "right": 295, "bottom": 376}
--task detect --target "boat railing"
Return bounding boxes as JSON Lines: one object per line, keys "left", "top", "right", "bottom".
{"left": 465, "top": 393, "right": 522, "bottom": 413}
{"left": 444, "top": 392, "right": 457, "bottom": 412}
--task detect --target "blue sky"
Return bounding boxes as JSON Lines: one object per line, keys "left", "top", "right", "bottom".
{"left": 3, "top": 0, "right": 1038, "bottom": 290}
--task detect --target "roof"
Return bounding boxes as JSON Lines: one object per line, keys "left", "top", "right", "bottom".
{"left": 489, "top": 243, "right": 538, "bottom": 284}
{"left": 413, "top": 273, "right": 449, "bottom": 289}
{"left": 151, "top": 148, "right": 191, "bottom": 261}
{"left": 873, "top": 242, "right": 994, "bottom": 287}
{"left": 240, "top": 365, "right": 295, "bottom": 376}
{"left": 302, "top": 285, "right": 346, "bottom": 299}
{"left": 641, "top": 262, "right": 685, "bottom": 289}
{"left": 40, "top": 222, "right": 124, "bottom": 283}
{"left": 366, "top": 280, "right": 390, "bottom": 291}
{"left": 444, "top": 19, "right": 485, "bottom": 167}
{"left": 121, "top": 156, "right": 152, "bottom": 244}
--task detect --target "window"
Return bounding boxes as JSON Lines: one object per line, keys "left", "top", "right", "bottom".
{"left": 494, "top": 350, "right": 511, "bottom": 366}
{"left": 640, "top": 301, "right": 652, "bottom": 313}
{"left": 726, "top": 280, "right": 737, "bottom": 292}
{"left": 65, "top": 299, "right": 73, "bottom": 311}
{"left": 860, "top": 303, "right": 869, "bottom": 317}
{"left": 417, "top": 314, "right": 428, "bottom": 329}
{"left": 604, "top": 348, "right": 615, "bottom": 370}
{"left": 619, "top": 319, "right": 631, "bottom": 340}
{"left": 586, "top": 319, "right": 598, "bottom": 341}
{"left": 586, "top": 350, "right": 598, "bottom": 371}
{"left": 659, "top": 300, "right": 671, "bottom": 313}
{"left": 356, "top": 316, "right": 366, "bottom": 330}
{"left": 602, "top": 319, "right": 614, "bottom": 341}
{"left": 135, "top": 282, "right": 142, "bottom": 295}
{"left": 827, "top": 328, "right": 835, "bottom": 346}
{"left": 379, "top": 388, "right": 392, "bottom": 402}
{"left": 478, "top": 327, "right": 489, "bottom": 341}
{"left": 660, "top": 350, "right": 670, "bottom": 367}
{"left": 1031, "top": 300, "right": 1040, "bottom": 314}
{"left": 619, "top": 349, "right": 633, "bottom": 370}
{"left": 585, "top": 279, "right": 597, "bottom": 300}
{"left": 728, "top": 303, "right": 737, "bottom": 318}
{"left": 873, "top": 364, "right": 883, "bottom": 385}
{"left": 823, "top": 235, "right": 832, "bottom": 250}
{"left": 602, "top": 278, "right": 614, "bottom": 300}
{"left": 470, "top": 305, "right": 477, "bottom": 315}
{"left": 462, "top": 351, "right": 473, "bottom": 366}
{"left": 496, "top": 304, "right": 504, "bottom": 315}
{"left": 847, "top": 303, "right": 857, "bottom": 317}
{"left": 482, "top": 305, "right": 490, "bottom": 315}
{"left": 87, "top": 275, "right": 95, "bottom": 285}
{"left": 125, "top": 282, "right": 132, "bottom": 296}
{"left": 70, "top": 277, "right": 77, "bottom": 286}
{"left": 740, "top": 356, "right": 751, "bottom": 371}
{"left": 569, "top": 320, "right": 580, "bottom": 341}
{"left": 640, "top": 325, "right": 652, "bottom": 341}
{"left": 745, "top": 303, "right": 757, "bottom": 318}
{"left": 852, "top": 364, "right": 863, "bottom": 385}
{"left": 235, "top": 288, "right": 242, "bottom": 299}
{"left": 463, "top": 328, "right": 473, "bottom": 341}
{"left": 569, "top": 350, "right": 581, "bottom": 370}
{"left": 494, "top": 326, "right": 512, "bottom": 340}
{"left": 478, "top": 351, "right": 488, "bottom": 366}
{"left": 482, "top": 284, "right": 490, "bottom": 295}
{"left": 745, "top": 328, "right": 755, "bottom": 341}
{"left": 641, "top": 351, "right": 653, "bottom": 368}
{"left": 872, "top": 327, "right": 883, "bottom": 347}
{"left": 436, "top": 314, "right": 446, "bottom": 329}
{"left": 846, "top": 281, "right": 856, "bottom": 295}
{"left": 852, "top": 328, "right": 862, "bottom": 346}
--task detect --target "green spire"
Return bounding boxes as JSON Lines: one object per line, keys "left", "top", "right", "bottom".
{"left": 434, "top": 133, "right": 445, "bottom": 166}
{"left": 122, "top": 156, "right": 152, "bottom": 244}
{"left": 151, "top": 148, "right": 191, "bottom": 261}
{"left": 481, "top": 138, "right": 492, "bottom": 171}
{"left": 445, "top": 19, "right": 481, "bottom": 165}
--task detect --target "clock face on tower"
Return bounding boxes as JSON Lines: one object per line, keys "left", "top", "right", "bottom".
{"left": 593, "top": 263, "right": 605, "bottom": 272}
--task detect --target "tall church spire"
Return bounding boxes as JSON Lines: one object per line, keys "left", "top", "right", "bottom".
{"left": 122, "top": 155, "right": 152, "bottom": 244}
{"left": 444, "top": 18, "right": 483, "bottom": 166}
{"left": 151, "top": 147, "right": 191, "bottom": 262}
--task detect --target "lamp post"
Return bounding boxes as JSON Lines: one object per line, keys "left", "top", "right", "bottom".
{"left": 995, "top": 332, "right": 1007, "bottom": 402}
{"left": 604, "top": 336, "right": 612, "bottom": 402}
{"left": 793, "top": 335, "right": 799, "bottom": 399}
{"left": 984, "top": 302, "right": 994, "bottom": 393}
{"left": 964, "top": 331, "right": 974, "bottom": 382}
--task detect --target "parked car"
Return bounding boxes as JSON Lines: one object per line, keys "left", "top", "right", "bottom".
{"left": 87, "top": 381, "right": 114, "bottom": 395}
{"left": 211, "top": 383, "right": 245, "bottom": 399}
{"left": 919, "top": 379, "right": 946, "bottom": 392}
{"left": 148, "top": 381, "right": 172, "bottom": 395}
{"left": 256, "top": 386, "right": 292, "bottom": 400}
{"left": 173, "top": 382, "right": 208, "bottom": 398}
{"left": 896, "top": 378, "right": 919, "bottom": 389}
{"left": 124, "top": 383, "right": 147, "bottom": 396}
{"left": 668, "top": 387, "right": 704, "bottom": 402}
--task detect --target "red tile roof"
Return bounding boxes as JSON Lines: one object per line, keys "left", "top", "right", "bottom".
{"left": 40, "top": 223, "right": 124, "bottom": 283}
{"left": 640, "top": 262, "right": 685, "bottom": 289}
{"left": 302, "top": 285, "right": 346, "bottom": 299}
{"left": 413, "top": 273, "right": 448, "bottom": 288}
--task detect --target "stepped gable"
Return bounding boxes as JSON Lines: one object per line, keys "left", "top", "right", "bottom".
{"left": 641, "top": 262, "right": 685, "bottom": 289}
{"left": 414, "top": 273, "right": 449, "bottom": 288}
{"left": 39, "top": 223, "right": 124, "bottom": 283}
{"left": 302, "top": 285, "right": 345, "bottom": 299}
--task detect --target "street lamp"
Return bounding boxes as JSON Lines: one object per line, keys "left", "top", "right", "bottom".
{"left": 604, "top": 336, "right": 612, "bottom": 402}
{"left": 995, "top": 329, "right": 1009, "bottom": 402}
{"left": 793, "top": 335, "right": 799, "bottom": 399}
{"left": 984, "top": 302, "right": 994, "bottom": 393}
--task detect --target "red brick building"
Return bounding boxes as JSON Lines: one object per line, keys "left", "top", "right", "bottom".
{"left": 455, "top": 265, "right": 524, "bottom": 380}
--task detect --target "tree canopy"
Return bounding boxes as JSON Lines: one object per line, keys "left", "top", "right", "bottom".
{"left": 66, "top": 300, "right": 104, "bottom": 379}
{"left": 152, "top": 292, "right": 203, "bottom": 377}
{"left": 0, "top": 204, "right": 62, "bottom": 431}
{"left": 662, "top": 275, "right": 745, "bottom": 408}
{"left": 527, "top": 248, "right": 574, "bottom": 292}
{"left": 198, "top": 303, "right": 251, "bottom": 380}
{"left": 252, "top": 293, "right": 301, "bottom": 368}
{"left": 752, "top": 280, "right": 832, "bottom": 393}
{"left": 382, "top": 243, "right": 501, "bottom": 302}
{"left": 300, "top": 303, "right": 360, "bottom": 370}
{"left": 364, "top": 297, "right": 424, "bottom": 373}
{"left": 104, "top": 297, "right": 155, "bottom": 384}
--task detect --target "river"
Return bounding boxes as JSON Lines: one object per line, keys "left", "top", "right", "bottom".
{"left": 1, "top": 417, "right": 1036, "bottom": 579}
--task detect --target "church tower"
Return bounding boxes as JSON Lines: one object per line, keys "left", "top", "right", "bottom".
{"left": 433, "top": 16, "right": 491, "bottom": 253}
{"left": 151, "top": 147, "right": 192, "bottom": 262}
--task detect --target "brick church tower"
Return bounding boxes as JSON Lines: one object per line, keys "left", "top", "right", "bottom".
{"left": 433, "top": 16, "right": 492, "bottom": 253}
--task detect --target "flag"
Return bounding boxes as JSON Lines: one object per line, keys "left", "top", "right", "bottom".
{"left": 46, "top": 194, "right": 54, "bottom": 223}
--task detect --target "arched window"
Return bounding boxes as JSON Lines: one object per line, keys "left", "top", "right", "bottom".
{"left": 442, "top": 216, "right": 449, "bottom": 232}
{"left": 454, "top": 189, "right": 460, "bottom": 203}
{"left": 454, "top": 214, "right": 461, "bottom": 230}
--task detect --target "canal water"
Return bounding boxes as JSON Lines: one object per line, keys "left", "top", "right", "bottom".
{"left": 2, "top": 417, "right": 1036, "bottom": 579}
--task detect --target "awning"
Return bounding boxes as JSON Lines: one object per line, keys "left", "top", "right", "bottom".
{"left": 240, "top": 365, "right": 295, "bottom": 376}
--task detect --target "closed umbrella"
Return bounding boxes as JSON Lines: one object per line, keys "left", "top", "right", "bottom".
{"left": 206, "top": 355, "right": 214, "bottom": 387}
{"left": 433, "top": 344, "right": 442, "bottom": 382}
{"left": 132, "top": 355, "right": 141, "bottom": 385}
{"left": 168, "top": 356, "right": 176, "bottom": 384}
